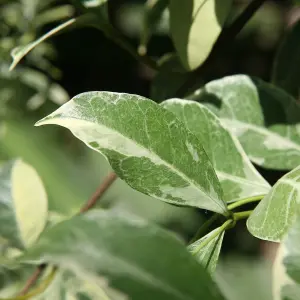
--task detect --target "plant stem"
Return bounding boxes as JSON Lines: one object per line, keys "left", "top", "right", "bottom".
{"left": 233, "top": 210, "right": 253, "bottom": 221}
{"left": 2, "top": 267, "right": 57, "bottom": 300}
{"left": 17, "top": 264, "right": 47, "bottom": 296}
{"left": 192, "top": 219, "right": 233, "bottom": 253}
{"left": 175, "top": 0, "right": 267, "bottom": 97}
{"left": 15, "top": 172, "right": 117, "bottom": 298}
{"left": 189, "top": 213, "right": 220, "bottom": 244}
{"left": 228, "top": 194, "right": 265, "bottom": 211}
{"left": 80, "top": 172, "right": 117, "bottom": 213}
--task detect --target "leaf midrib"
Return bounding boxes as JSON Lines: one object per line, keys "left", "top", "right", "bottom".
{"left": 222, "top": 118, "right": 300, "bottom": 151}
{"left": 42, "top": 115, "right": 227, "bottom": 214}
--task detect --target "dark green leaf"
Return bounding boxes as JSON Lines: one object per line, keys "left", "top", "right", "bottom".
{"left": 272, "top": 20, "right": 300, "bottom": 98}
{"left": 151, "top": 54, "right": 190, "bottom": 101}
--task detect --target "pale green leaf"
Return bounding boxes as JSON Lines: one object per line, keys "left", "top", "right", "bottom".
{"left": 0, "top": 159, "right": 48, "bottom": 249}
{"left": 169, "top": 0, "right": 233, "bottom": 70}
{"left": 247, "top": 166, "right": 300, "bottom": 242}
{"left": 21, "top": 210, "right": 225, "bottom": 300}
{"left": 272, "top": 244, "right": 294, "bottom": 300}
{"left": 36, "top": 92, "right": 228, "bottom": 215}
{"left": 283, "top": 215, "right": 300, "bottom": 283}
{"left": 138, "top": 0, "right": 168, "bottom": 56}
{"left": 162, "top": 99, "right": 270, "bottom": 203}
{"left": 280, "top": 216, "right": 300, "bottom": 300}
{"left": 190, "top": 75, "right": 300, "bottom": 170}
{"left": 188, "top": 226, "right": 224, "bottom": 274}
{"left": 272, "top": 19, "right": 300, "bottom": 98}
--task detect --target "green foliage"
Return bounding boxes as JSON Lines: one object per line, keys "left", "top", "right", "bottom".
{"left": 247, "top": 165, "right": 300, "bottom": 242}
{"left": 188, "top": 226, "right": 224, "bottom": 274}
{"left": 161, "top": 98, "right": 270, "bottom": 203}
{"left": 0, "top": 159, "right": 47, "bottom": 249}
{"left": 21, "top": 210, "right": 224, "bottom": 300}
{"left": 35, "top": 92, "right": 228, "bottom": 215}
{"left": 2, "top": 0, "right": 300, "bottom": 299}
{"left": 189, "top": 75, "right": 300, "bottom": 170}
{"left": 169, "top": 0, "right": 233, "bottom": 70}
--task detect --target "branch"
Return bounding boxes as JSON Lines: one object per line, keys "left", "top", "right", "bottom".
{"left": 80, "top": 172, "right": 117, "bottom": 213}
{"left": 17, "top": 172, "right": 117, "bottom": 297}
{"left": 18, "top": 264, "right": 47, "bottom": 296}
{"left": 175, "top": 0, "right": 267, "bottom": 97}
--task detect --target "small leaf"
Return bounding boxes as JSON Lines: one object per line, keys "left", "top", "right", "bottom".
{"left": 9, "top": 18, "right": 75, "bottom": 71}
{"left": 9, "top": 14, "right": 94, "bottom": 71}
{"left": 36, "top": 92, "right": 228, "bottom": 215}
{"left": 190, "top": 75, "right": 300, "bottom": 170}
{"left": 247, "top": 166, "right": 300, "bottom": 242}
{"left": 272, "top": 19, "right": 300, "bottom": 98}
{"left": 34, "top": 5, "right": 75, "bottom": 28}
{"left": 169, "top": 0, "right": 233, "bottom": 70}
{"left": 162, "top": 99, "right": 270, "bottom": 203}
{"left": 0, "top": 159, "right": 48, "bottom": 249}
{"left": 188, "top": 227, "right": 224, "bottom": 274}
{"left": 21, "top": 210, "right": 225, "bottom": 300}
{"left": 138, "top": 0, "right": 168, "bottom": 56}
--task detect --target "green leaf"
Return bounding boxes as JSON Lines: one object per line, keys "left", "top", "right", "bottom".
{"left": 34, "top": 5, "right": 75, "bottom": 28}
{"left": 247, "top": 166, "right": 300, "bottom": 242}
{"left": 151, "top": 54, "right": 190, "bottom": 101}
{"left": 162, "top": 99, "right": 270, "bottom": 203}
{"left": 21, "top": 210, "right": 225, "bottom": 300}
{"left": 138, "top": 0, "right": 168, "bottom": 56}
{"left": 169, "top": 0, "right": 233, "bottom": 71}
{"left": 280, "top": 216, "right": 300, "bottom": 300}
{"left": 151, "top": 54, "right": 203, "bottom": 101}
{"left": 283, "top": 215, "right": 300, "bottom": 283}
{"left": 188, "top": 226, "right": 224, "bottom": 274}
{"left": 36, "top": 92, "right": 228, "bottom": 215}
{"left": 190, "top": 75, "right": 300, "bottom": 170}
{"left": 1, "top": 120, "right": 86, "bottom": 214}
{"left": 272, "top": 19, "right": 300, "bottom": 98}
{"left": 9, "top": 18, "right": 75, "bottom": 71}
{"left": 9, "top": 14, "right": 94, "bottom": 71}
{"left": 272, "top": 244, "right": 295, "bottom": 300}
{"left": 0, "top": 159, "right": 48, "bottom": 249}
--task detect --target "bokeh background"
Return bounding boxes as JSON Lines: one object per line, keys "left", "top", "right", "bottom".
{"left": 1, "top": 0, "right": 298, "bottom": 298}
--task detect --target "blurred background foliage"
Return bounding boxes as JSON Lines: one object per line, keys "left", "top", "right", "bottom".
{"left": 0, "top": 0, "right": 298, "bottom": 298}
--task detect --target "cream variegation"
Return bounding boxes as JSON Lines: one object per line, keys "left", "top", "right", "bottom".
{"left": 162, "top": 99, "right": 270, "bottom": 203}
{"left": 36, "top": 92, "right": 228, "bottom": 215}
{"left": 0, "top": 159, "right": 48, "bottom": 248}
